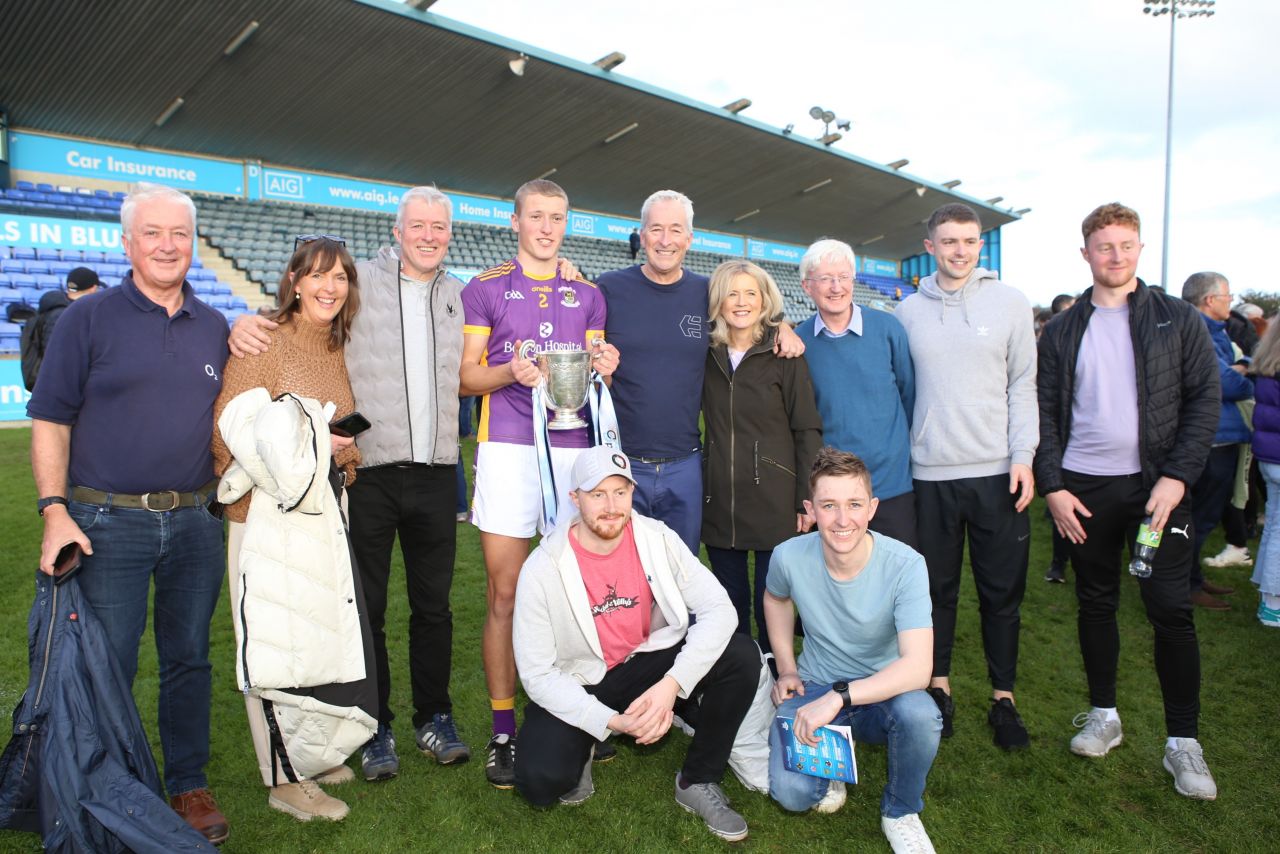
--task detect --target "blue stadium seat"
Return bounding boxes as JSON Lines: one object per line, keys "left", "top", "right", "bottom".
{"left": 0, "top": 273, "right": 10, "bottom": 287}
{"left": 49, "top": 261, "right": 74, "bottom": 276}
{"left": 212, "top": 282, "right": 232, "bottom": 296}
{"left": 0, "top": 248, "right": 8, "bottom": 259}
{"left": 190, "top": 257, "right": 203, "bottom": 268}
{"left": 0, "top": 260, "right": 22, "bottom": 274}
{"left": 230, "top": 296, "right": 248, "bottom": 311}
{"left": 101, "top": 276, "right": 122, "bottom": 287}
{"left": 15, "top": 181, "right": 35, "bottom": 192}
{"left": 25, "top": 261, "right": 50, "bottom": 275}
{"left": 94, "top": 189, "right": 111, "bottom": 199}
{"left": 0, "top": 288, "right": 21, "bottom": 305}
{"left": 35, "top": 248, "right": 60, "bottom": 260}
{"left": 105, "top": 252, "right": 127, "bottom": 264}
{"left": 35, "top": 275, "right": 61, "bottom": 290}
{"left": 73, "top": 205, "right": 97, "bottom": 216}
{"left": 19, "top": 287, "right": 40, "bottom": 305}
{"left": 208, "top": 295, "right": 232, "bottom": 309}
{"left": 192, "top": 281, "right": 214, "bottom": 295}
{"left": 13, "top": 248, "right": 35, "bottom": 260}
{"left": 112, "top": 191, "right": 126, "bottom": 201}
{"left": 36, "top": 183, "right": 55, "bottom": 193}
{"left": 60, "top": 249, "right": 83, "bottom": 261}
{"left": 6, "top": 189, "right": 29, "bottom": 201}
{"left": 82, "top": 251, "right": 105, "bottom": 263}
{"left": 11, "top": 274, "right": 35, "bottom": 289}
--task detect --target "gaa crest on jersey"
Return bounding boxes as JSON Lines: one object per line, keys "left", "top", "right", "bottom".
{"left": 559, "top": 286, "right": 580, "bottom": 308}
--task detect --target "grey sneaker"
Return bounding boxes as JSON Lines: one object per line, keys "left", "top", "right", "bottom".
{"left": 361, "top": 722, "right": 399, "bottom": 781}
{"left": 558, "top": 758, "right": 594, "bottom": 806}
{"left": 1163, "top": 738, "right": 1217, "bottom": 800}
{"left": 881, "top": 813, "right": 937, "bottom": 854}
{"left": 813, "top": 780, "right": 846, "bottom": 814}
{"left": 416, "top": 713, "right": 471, "bottom": 765}
{"left": 1070, "top": 709, "right": 1123, "bottom": 757}
{"left": 674, "top": 774, "right": 748, "bottom": 842}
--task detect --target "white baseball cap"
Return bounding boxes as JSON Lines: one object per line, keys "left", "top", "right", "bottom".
{"left": 571, "top": 446, "right": 636, "bottom": 491}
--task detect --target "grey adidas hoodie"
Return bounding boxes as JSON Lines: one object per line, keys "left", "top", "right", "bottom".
{"left": 894, "top": 267, "right": 1038, "bottom": 481}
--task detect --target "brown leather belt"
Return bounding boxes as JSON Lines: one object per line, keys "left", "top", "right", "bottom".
{"left": 70, "top": 479, "right": 219, "bottom": 512}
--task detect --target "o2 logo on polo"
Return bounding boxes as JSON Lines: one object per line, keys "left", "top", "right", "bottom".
{"left": 570, "top": 214, "right": 595, "bottom": 236}
{"left": 263, "top": 170, "right": 305, "bottom": 200}
{"left": 538, "top": 321, "right": 553, "bottom": 339}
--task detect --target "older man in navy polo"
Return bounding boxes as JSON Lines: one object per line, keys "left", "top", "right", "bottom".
{"left": 28, "top": 182, "right": 232, "bottom": 844}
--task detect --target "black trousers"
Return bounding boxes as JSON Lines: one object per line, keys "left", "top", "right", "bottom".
{"left": 705, "top": 546, "right": 773, "bottom": 655}
{"left": 347, "top": 464, "right": 458, "bottom": 728}
{"left": 871, "top": 490, "right": 919, "bottom": 550}
{"left": 914, "top": 474, "right": 1029, "bottom": 691}
{"left": 1062, "top": 470, "right": 1200, "bottom": 737}
{"left": 515, "top": 633, "right": 760, "bottom": 806}
{"left": 1189, "top": 445, "right": 1240, "bottom": 590}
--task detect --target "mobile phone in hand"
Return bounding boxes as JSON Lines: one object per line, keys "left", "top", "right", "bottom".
{"left": 330, "top": 411, "right": 371, "bottom": 438}
{"left": 53, "top": 542, "right": 83, "bottom": 584}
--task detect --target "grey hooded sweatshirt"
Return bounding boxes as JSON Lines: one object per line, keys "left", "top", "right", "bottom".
{"left": 894, "top": 267, "right": 1038, "bottom": 481}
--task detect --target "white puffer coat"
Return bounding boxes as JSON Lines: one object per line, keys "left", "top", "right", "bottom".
{"left": 217, "top": 388, "right": 376, "bottom": 777}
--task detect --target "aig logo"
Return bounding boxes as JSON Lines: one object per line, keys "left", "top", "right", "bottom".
{"left": 263, "top": 170, "right": 304, "bottom": 200}
{"left": 503, "top": 290, "right": 526, "bottom": 300}
{"left": 570, "top": 214, "right": 595, "bottom": 236}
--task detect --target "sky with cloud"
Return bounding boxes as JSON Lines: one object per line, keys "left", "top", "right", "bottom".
{"left": 433, "top": 0, "right": 1277, "bottom": 306}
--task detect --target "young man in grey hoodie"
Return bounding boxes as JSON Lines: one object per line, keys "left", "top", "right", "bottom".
{"left": 894, "top": 204, "right": 1038, "bottom": 751}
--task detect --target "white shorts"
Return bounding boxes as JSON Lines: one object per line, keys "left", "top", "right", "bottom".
{"left": 472, "top": 441, "right": 585, "bottom": 538}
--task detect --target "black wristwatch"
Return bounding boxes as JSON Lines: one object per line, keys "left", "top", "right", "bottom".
{"left": 37, "top": 496, "right": 68, "bottom": 516}
{"left": 832, "top": 680, "right": 852, "bottom": 709}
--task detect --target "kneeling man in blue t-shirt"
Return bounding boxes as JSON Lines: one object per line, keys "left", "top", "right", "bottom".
{"left": 765, "top": 447, "right": 942, "bottom": 854}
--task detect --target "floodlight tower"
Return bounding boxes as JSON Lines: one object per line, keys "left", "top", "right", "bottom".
{"left": 1143, "top": 0, "right": 1216, "bottom": 288}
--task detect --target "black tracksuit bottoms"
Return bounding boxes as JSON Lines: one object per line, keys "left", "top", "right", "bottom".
{"left": 515, "top": 633, "right": 760, "bottom": 806}
{"left": 914, "top": 473, "right": 1030, "bottom": 692}
{"left": 1061, "top": 470, "right": 1200, "bottom": 737}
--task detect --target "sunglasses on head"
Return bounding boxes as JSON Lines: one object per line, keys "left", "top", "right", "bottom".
{"left": 293, "top": 234, "right": 347, "bottom": 251}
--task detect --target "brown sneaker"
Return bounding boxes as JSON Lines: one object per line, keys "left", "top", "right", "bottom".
{"left": 269, "top": 780, "right": 350, "bottom": 822}
{"left": 169, "top": 788, "right": 229, "bottom": 845}
{"left": 1201, "top": 580, "right": 1235, "bottom": 596}
{"left": 1190, "top": 589, "right": 1230, "bottom": 611}
{"left": 313, "top": 764, "right": 356, "bottom": 785}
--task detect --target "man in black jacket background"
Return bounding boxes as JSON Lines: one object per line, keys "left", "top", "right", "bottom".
{"left": 1034, "top": 202, "right": 1220, "bottom": 801}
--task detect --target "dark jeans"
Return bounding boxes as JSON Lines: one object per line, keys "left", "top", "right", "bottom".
{"left": 705, "top": 546, "right": 773, "bottom": 655}
{"left": 69, "top": 497, "right": 225, "bottom": 796}
{"left": 914, "top": 474, "right": 1029, "bottom": 691}
{"left": 870, "top": 490, "right": 918, "bottom": 550}
{"left": 348, "top": 464, "right": 458, "bottom": 728}
{"left": 515, "top": 634, "right": 760, "bottom": 806}
{"left": 1062, "top": 470, "right": 1200, "bottom": 737}
{"left": 1190, "top": 445, "right": 1240, "bottom": 590}
{"left": 629, "top": 451, "right": 702, "bottom": 555}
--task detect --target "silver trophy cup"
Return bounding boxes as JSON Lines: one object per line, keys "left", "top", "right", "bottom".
{"left": 521, "top": 341, "right": 593, "bottom": 430}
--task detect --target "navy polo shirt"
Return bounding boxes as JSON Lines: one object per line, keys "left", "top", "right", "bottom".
{"left": 27, "top": 274, "right": 230, "bottom": 494}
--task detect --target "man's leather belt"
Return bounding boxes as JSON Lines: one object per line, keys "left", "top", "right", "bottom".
{"left": 71, "top": 479, "right": 219, "bottom": 512}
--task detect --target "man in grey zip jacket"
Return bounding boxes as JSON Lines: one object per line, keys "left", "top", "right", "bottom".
{"left": 229, "top": 186, "right": 470, "bottom": 780}
{"left": 895, "top": 203, "right": 1038, "bottom": 752}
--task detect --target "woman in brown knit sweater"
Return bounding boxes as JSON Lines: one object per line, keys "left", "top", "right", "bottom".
{"left": 211, "top": 236, "right": 363, "bottom": 822}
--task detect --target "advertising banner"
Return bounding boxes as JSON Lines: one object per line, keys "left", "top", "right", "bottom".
{"left": 248, "top": 163, "right": 406, "bottom": 214}
{"left": 747, "top": 239, "right": 804, "bottom": 265}
{"left": 858, "top": 256, "right": 899, "bottom": 277}
{"left": 9, "top": 131, "right": 245, "bottom": 195}
{"left": 0, "top": 213, "right": 122, "bottom": 252}
{"left": 0, "top": 361, "right": 31, "bottom": 422}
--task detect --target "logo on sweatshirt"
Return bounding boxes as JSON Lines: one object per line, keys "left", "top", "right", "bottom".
{"left": 1169, "top": 524, "right": 1190, "bottom": 538}
{"left": 680, "top": 314, "right": 703, "bottom": 339}
{"left": 977, "top": 325, "right": 990, "bottom": 337}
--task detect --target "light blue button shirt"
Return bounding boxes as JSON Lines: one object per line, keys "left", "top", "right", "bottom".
{"left": 812, "top": 304, "right": 863, "bottom": 339}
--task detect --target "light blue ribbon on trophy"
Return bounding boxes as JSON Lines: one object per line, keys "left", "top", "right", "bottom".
{"left": 523, "top": 341, "right": 561, "bottom": 532}
{"left": 588, "top": 340, "right": 621, "bottom": 451}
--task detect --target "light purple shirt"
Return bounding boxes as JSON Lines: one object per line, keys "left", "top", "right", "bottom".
{"left": 1062, "top": 303, "right": 1141, "bottom": 475}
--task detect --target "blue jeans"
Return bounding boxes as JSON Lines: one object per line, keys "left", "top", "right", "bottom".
{"left": 628, "top": 451, "right": 702, "bottom": 554}
{"left": 769, "top": 684, "right": 941, "bottom": 818}
{"left": 69, "top": 497, "right": 225, "bottom": 796}
{"left": 1253, "top": 461, "right": 1280, "bottom": 596}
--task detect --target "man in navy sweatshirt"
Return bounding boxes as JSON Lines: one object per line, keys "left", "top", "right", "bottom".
{"left": 895, "top": 203, "right": 1038, "bottom": 753}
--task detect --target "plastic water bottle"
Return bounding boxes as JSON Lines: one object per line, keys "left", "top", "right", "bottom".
{"left": 1129, "top": 516, "right": 1161, "bottom": 578}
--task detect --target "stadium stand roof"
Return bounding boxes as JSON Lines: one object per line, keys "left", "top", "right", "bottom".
{"left": 0, "top": 0, "right": 1019, "bottom": 261}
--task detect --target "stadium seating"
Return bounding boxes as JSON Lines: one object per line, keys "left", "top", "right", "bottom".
{"left": 0, "top": 184, "right": 120, "bottom": 220}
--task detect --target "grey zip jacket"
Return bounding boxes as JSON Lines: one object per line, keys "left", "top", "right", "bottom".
{"left": 346, "top": 245, "right": 465, "bottom": 467}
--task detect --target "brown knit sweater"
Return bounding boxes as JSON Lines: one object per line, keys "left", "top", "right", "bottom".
{"left": 212, "top": 316, "right": 360, "bottom": 523}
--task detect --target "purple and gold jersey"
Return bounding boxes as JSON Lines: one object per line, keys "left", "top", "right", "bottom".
{"left": 462, "top": 259, "right": 606, "bottom": 447}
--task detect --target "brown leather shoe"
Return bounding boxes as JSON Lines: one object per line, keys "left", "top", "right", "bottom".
{"left": 170, "top": 788, "right": 229, "bottom": 845}
{"left": 1190, "top": 589, "right": 1231, "bottom": 611}
{"left": 1201, "top": 580, "right": 1235, "bottom": 596}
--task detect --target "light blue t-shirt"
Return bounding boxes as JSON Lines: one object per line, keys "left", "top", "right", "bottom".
{"left": 1062, "top": 303, "right": 1141, "bottom": 475}
{"left": 767, "top": 531, "right": 932, "bottom": 683}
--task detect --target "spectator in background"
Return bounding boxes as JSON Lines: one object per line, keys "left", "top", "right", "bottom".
{"left": 1226, "top": 301, "right": 1261, "bottom": 359}
{"left": 231, "top": 185, "right": 471, "bottom": 784}
{"left": 1182, "top": 271, "right": 1252, "bottom": 610}
{"left": 1044, "top": 292, "right": 1077, "bottom": 584}
{"left": 701, "top": 260, "right": 822, "bottom": 654}
{"left": 1248, "top": 318, "right": 1280, "bottom": 628}
{"left": 628, "top": 227, "right": 641, "bottom": 261}
{"left": 896, "top": 203, "right": 1038, "bottom": 751}
{"left": 20, "top": 266, "right": 99, "bottom": 391}
{"left": 1036, "top": 202, "right": 1218, "bottom": 800}
{"left": 797, "top": 239, "right": 916, "bottom": 548}
{"left": 27, "top": 183, "right": 231, "bottom": 843}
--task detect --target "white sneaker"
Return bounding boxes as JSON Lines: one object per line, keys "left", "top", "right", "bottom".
{"left": 1163, "top": 738, "right": 1217, "bottom": 800}
{"left": 881, "top": 813, "right": 937, "bottom": 854}
{"left": 812, "top": 780, "right": 846, "bottom": 814}
{"left": 1070, "top": 709, "right": 1123, "bottom": 757}
{"left": 1203, "top": 544, "right": 1252, "bottom": 567}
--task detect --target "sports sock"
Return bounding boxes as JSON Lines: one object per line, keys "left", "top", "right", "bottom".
{"left": 1093, "top": 706, "right": 1119, "bottom": 722}
{"left": 1263, "top": 593, "right": 1280, "bottom": 609}
{"left": 491, "top": 696, "right": 516, "bottom": 737}
{"left": 1166, "top": 736, "right": 1196, "bottom": 750}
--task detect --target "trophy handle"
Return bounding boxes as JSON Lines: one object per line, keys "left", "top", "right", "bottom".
{"left": 518, "top": 340, "right": 539, "bottom": 362}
